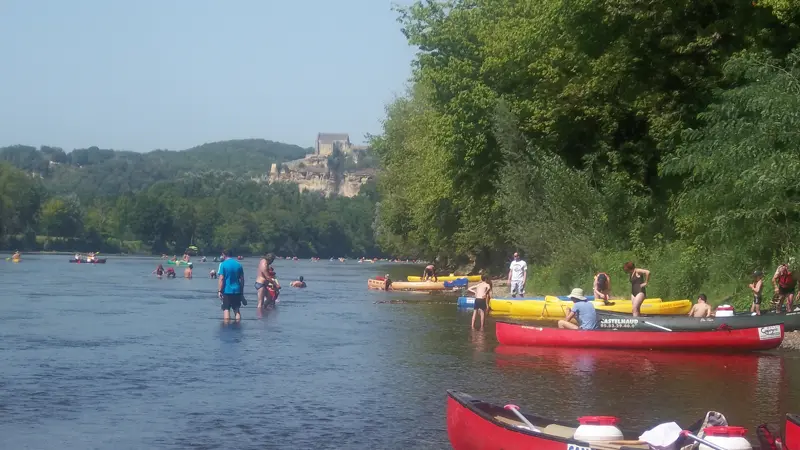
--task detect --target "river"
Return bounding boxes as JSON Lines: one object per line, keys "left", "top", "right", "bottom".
{"left": 1, "top": 255, "right": 798, "bottom": 449}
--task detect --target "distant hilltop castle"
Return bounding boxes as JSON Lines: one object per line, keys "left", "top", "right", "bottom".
{"left": 315, "top": 132, "right": 370, "bottom": 157}
{"left": 258, "top": 133, "right": 375, "bottom": 198}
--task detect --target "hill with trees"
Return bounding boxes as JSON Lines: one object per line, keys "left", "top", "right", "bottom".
{"left": 0, "top": 139, "right": 311, "bottom": 199}
{"left": 0, "top": 139, "right": 383, "bottom": 257}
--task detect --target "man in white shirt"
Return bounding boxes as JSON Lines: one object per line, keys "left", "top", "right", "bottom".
{"left": 508, "top": 252, "right": 528, "bottom": 298}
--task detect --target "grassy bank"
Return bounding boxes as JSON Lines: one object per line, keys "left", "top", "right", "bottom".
{"left": 493, "top": 244, "right": 800, "bottom": 312}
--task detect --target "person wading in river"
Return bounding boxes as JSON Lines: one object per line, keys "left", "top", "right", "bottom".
{"left": 255, "top": 252, "right": 279, "bottom": 309}
{"left": 466, "top": 274, "right": 492, "bottom": 330}
{"left": 623, "top": 262, "right": 650, "bottom": 317}
{"left": 218, "top": 249, "right": 246, "bottom": 321}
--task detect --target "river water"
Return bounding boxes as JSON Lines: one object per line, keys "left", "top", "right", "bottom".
{"left": 1, "top": 255, "right": 798, "bottom": 449}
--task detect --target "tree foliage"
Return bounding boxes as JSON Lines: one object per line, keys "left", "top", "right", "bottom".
{"left": 662, "top": 49, "right": 800, "bottom": 271}
{"left": 373, "top": 0, "right": 800, "bottom": 300}
{"left": 0, "top": 139, "right": 311, "bottom": 199}
{"left": 0, "top": 143, "right": 381, "bottom": 257}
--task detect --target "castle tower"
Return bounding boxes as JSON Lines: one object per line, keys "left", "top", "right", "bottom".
{"left": 270, "top": 163, "right": 278, "bottom": 177}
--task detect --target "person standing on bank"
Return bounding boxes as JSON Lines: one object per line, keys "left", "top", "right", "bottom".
{"left": 772, "top": 260, "right": 796, "bottom": 313}
{"left": 623, "top": 262, "right": 650, "bottom": 317}
{"left": 218, "top": 249, "right": 246, "bottom": 321}
{"left": 749, "top": 270, "right": 764, "bottom": 316}
{"left": 508, "top": 252, "right": 527, "bottom": 298}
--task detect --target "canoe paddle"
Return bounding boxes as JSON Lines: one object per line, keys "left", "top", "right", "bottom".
{"left": 503, "top": 404, "right": 541, "bottom": 432}
{"left": 681, "top": 430, "right": 727, "bottom": 450}
{"left": 643, "top": 321, "right": 673, "bottom": 331}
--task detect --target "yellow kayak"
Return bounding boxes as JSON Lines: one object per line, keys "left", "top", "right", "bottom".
{"left": 488, "top": 297, "right": 663, "bottom": 314}
{"left": 406, "top": 275, "right": 481, "bottom": 282}
{"left": 490, "top": 297, "right": 688, "bottom": 317}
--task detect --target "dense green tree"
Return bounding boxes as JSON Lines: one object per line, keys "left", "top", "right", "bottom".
{"left": 39, "top": 197, "right": 83, "bottom": 238}
{"left": 0, "top": 162, "right": 45, "bottom": 237}
{"left": 662, "top": 47, "right": 800, "bottom": 273}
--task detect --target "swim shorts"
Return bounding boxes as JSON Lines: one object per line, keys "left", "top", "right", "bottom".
{"left": 474, "top": 298, "right": 488, "bottom": 311}
{"left": 221, "top": 294, "right": 243, "bottom": 311}
{"left": 753, "top": 294, "right": 762, "bottom": 305}
{"left": 779, "top": 286, "right": 796, "bottom": 296}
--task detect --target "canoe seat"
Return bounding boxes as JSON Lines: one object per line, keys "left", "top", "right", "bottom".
{"left": 543, "top": 424, "right": 576, "bottom": 439}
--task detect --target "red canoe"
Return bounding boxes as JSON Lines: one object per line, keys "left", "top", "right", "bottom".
{"left": 788, "top": 414, "right": 800, "bottom": 450}
{"left": 447, "top": 390, "right": 643, "bottom": 450}
{"left": 495, "top": 321, "right": 784, "bottom": 352}
{"left": 445, "top": 390, "right": 744, "bottom": 450}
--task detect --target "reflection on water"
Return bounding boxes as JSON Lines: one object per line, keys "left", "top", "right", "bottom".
{"left": 0, "top": 256, "right": 798, "bottom": 449}
{"left": 494, "top": 345, "right": 791, "bottom": 433}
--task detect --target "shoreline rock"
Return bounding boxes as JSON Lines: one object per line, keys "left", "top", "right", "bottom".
{"left": 781, "top": 331, "right": 800, "bottom": 350}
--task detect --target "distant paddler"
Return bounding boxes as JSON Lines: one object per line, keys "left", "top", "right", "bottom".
{"left": 422, "top": 264, "right": 438, "bottom": 282}
{"left": 8, "top": 250, "right": 21, "bottom": 261}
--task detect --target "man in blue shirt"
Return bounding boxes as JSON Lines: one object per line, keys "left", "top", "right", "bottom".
{"left": 557, "top": 288, "right": 599, "bottom": 330}
{"left": 218, "top": 249, "right": 246, "bottom": 321}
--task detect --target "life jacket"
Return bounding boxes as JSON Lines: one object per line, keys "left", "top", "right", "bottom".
{"left": 778, "top": 266, "right": 796, "bottom": 288}
{"left": 596, "top": 273, "right": 609, "bottom": 291}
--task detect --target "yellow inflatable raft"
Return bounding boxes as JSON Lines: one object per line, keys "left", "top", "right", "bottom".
{"left": 367, "top": 279, "right": 449, "bottom": 291}
{"left": 406, "top": 275, "right": 481, "bottom": 282}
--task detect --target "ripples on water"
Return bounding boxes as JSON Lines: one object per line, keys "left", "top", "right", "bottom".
{"left": 1, "top": 256, "right": 798, "bottom": 449}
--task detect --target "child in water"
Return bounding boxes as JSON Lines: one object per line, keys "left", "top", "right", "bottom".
{"left": 749, "top": 271, "right": 764, "bottom": 316}
{"left": 153, "top": 264, "right": 164, "bottom": 278}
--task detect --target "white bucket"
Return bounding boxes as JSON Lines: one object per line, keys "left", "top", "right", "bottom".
{"left": 699, "top": 426, "right": 752, "bottom": 450}
{"left": 574, "top": 416, "right": 624, "bottom": 442}
{"left": 715, "top": 304, "right": 735, "bottom": 317}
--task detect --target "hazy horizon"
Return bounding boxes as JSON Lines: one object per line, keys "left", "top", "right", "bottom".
{"left": 0, "top": 0, "right": 416, "bottom": 152}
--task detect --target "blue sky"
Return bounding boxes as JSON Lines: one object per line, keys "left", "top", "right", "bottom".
{"left": 0, "top": 0, "right": 416, "bottom": 151}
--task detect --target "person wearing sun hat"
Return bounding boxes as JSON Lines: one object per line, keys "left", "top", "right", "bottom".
{"left": 557, "top": 288, "right": 598, "bottom": 330}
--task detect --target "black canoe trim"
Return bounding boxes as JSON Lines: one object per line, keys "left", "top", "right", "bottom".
{"left": 596, "top": 311, "right": 798, "bottom": 332}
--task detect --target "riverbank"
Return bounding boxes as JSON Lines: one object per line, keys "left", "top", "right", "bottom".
{"left": 782, "top": 332, "right": 800, "bottom": 350}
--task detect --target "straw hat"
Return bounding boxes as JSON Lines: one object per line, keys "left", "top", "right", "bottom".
{"left": 568, "top": 288, "right": 587, "bottom": 301}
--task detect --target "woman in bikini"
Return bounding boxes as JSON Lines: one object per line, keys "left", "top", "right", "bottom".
{"left": 623, "top": 262, "right": 650, "bottom": 317}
